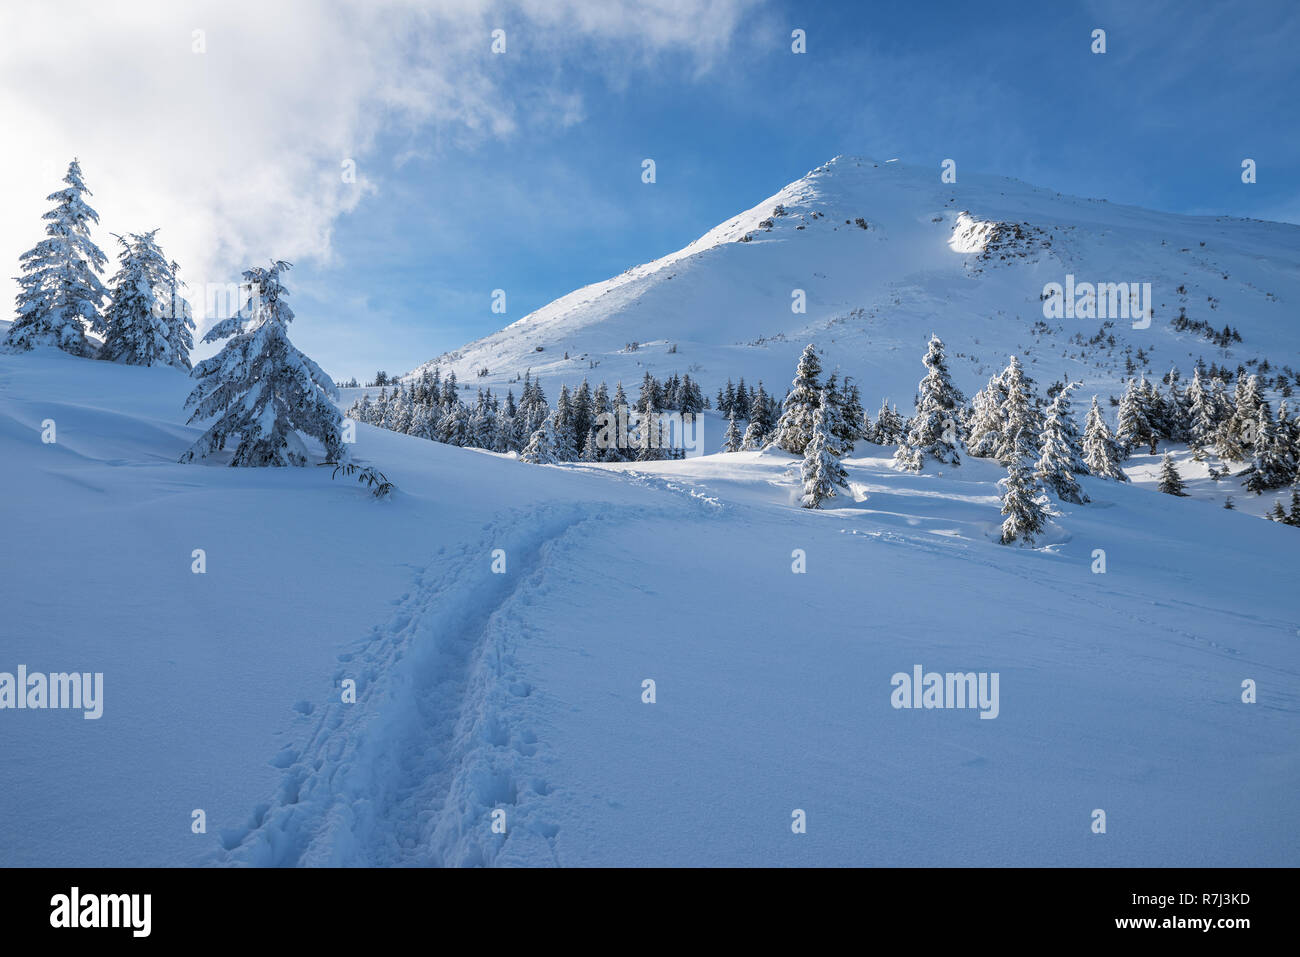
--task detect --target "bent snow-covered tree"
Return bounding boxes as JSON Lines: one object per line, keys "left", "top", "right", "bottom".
{"left": 99, "top": 231, "right": 195, "bottom": 368}
{"left": 4, "top": 159, "right": 109, "bottom": 356}
{"left": 180, "top": 261, "right": 343, "bottom": 467}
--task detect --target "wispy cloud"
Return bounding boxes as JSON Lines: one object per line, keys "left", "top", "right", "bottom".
{"left": 0, "top": 0, "right": 761, "bottom": 330}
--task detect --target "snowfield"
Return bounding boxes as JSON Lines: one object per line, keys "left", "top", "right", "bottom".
{"left": 2, "top": 349, "right": 1296, "bottom": 866}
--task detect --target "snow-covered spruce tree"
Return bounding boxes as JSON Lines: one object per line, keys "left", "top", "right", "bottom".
{"left": 800, "top": 391, "right": 849, "bottom": 509}
{"left": 1082, "top": 396, "right": 1128, "bottom": 480}
{"left": 163, "top": 260, "right": 196, "bottom": 369}
{"left": 740, "top": 382, "right": 773, "bottom": 450}
{"left": 998, "top": 428, "right": 1052, "bottom": 545}
{"left": 1243, "top": 405, "right": 1292, "bottom": 493}
{"left": 180, "top": 261, "right": 343, "bottom": 467}
{"left": 606, "top": 382, "right": 631, "bottom": 462}
{"left": 436, "top": 400, "right": 469, "bottom": 447}
{"left": 1157, "top": 452, "right": 1188, "bottom": 496}
{"left": 991, "top": 355, "right": 1038, "bottom": 465}
{"left": 1276, "top": 401, "right": 1300, "bottom": 485}
{"left": 771, "top": 343, "right": 823, "bottom": 455}
{"left": 1217, "top": 373, "right": 1266, "bottom": 462}
{"left": 895, "top": 335, "right": 964, "bottom": 472}
{"left": 1138, "top": 377, "right": 1168, "bottom": 448}
{"left": 4, "top": 159, "right": 109, "bottom": 356}
{"left": 1051, "top": 384, "right": 1087, "bottom": 472}
{"left": 1161, "top": 371, "right": 1190, "bottom": 442}
{"left": 1034, "top": 384, "right": 1089, "bottom": 504}
{"left": 1114, "top": 378, "right": 1150, "bottom": 457}
{"left": 635, "top": 404, "right": 666, "bottom": 462}
{"left": 467, "top": 392, "right": 497, "bottom": 449}
{"left": 965, "top": 367, "right": 1009, "bottom": 460}
{"left": 100, "top": 231, "right": 195, "bottom": 368}
{"left": 1185, "top": 367, "right": 1219, "bottom": 456}
{"left": 554, "top": 384, "right": 578, "bottom": 460}
{"left": 870, "top": 400, "right": 905, "bottom": 445}
{"left": 820, "top": 375, "right": 851, "bottom": 455}
{"left": 722, "top": 410, "right": 742, "bottom": 452}
{"left": 520, "top": 414, "right": 562, "bottom": 464}
{"left": 838, "top": 375, "right": 867, "bottom": 444}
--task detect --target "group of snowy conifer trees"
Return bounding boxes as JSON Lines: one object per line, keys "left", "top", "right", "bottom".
{"left": 5, "top": 160, "right": 345, "bottom": 469}
{"left": 346, "top": 369, "right": 714, "bottom": 463}
{"left": 350, "top": 330, "right": 1300, "bottom": 536}
{"left": 890, "top": 336, "right": 1300, "bottom": 543}
{"left": 4, "top": 160, "right": 194, "bottom": 368}
{"left": 753, "top": 336, "right": 1300, "bottom": 540}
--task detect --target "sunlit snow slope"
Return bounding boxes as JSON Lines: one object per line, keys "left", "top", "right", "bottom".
{"left": 1, "top": 352, "right": 1296, "bottom": 866}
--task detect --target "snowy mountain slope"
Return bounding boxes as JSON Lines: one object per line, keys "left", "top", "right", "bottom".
{"left": 2, "top": 351, "right": 1296, "bottom": 866}
{"left": 409, "top": 156, "right": 1300, "bottom": 409}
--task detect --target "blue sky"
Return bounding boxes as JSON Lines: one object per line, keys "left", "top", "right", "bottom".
{"left": 5, "top": 0, "right": 1297, "bottom": 381}
{"left": 288, "top": 0, "right": 1299, "bottom": 381}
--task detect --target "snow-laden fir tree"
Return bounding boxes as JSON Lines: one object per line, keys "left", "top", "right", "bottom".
{"left": 1243, "top": 405, "right": 1292, "bottom": 493}
{"left": 838, "top": 376, "right": 868, "bottom": 443}
{"left": 4, "top": 159, "right": 109, "bottom": 356}
{"left": 1034, "top": 384, "right": 1090, "bottom": 504}
{"left": 1160, "top": 370, "right": 1190, "bottom": 442}
{"left": 1185, "top": 367, "right": 1219, "bottom": 456}
{"left": 740, "top": 382, "right": 773, "bottom": 450}
{"left": 771, "top": 343, "right": 823, "bottom": 455}
{"left": 180, "top": 260, "right": 343, "bottom": 467}
{"left": 1082, "top": 396, "right": 1129, "bottom": 480}
{"left": 436, "top": 400, "right": 469, "bottom": 447}
{"left": 99, "top": 231, "right": 195, "bottom": 368}
{"left": 467, "top": 392, "right": 497, "bottom": 449}
{"left": 1138, "top": 377, "right": 1167, "bottom": 448}
{"left": 554, "top": 384, "right": 578, "bottom": 459}
{"left": 1114, "top": 378, "right": 1150, "bottom": 456}
{"left": 1217, "top": 373, "right": 1266, "bottom": 461}
{"left": 991, "top": 355, "right": 1038, "bottom": 464}
{"left": 895, "top": 335, "right": 964, "bottom": 471}
{"left": 870, "top": 400, "right": 905, "bottom": 445}
{"left": 520, "top": 414, "right": 562, "bottom": 464}
{"left": 1157, "top": 452, "right": 1187, "bottom": 496}
{"left": 635, "top": 404, "right": 666, "bottom": 461}
{"left": 722, "top": 410, "right": 742, "bottom": 452}
{"left": 592, "top": 382, "right": 622, "bottom": 462}
{"left": 1050, "top": 384, "right": 1087, "bottom": 472}
{"left": 998, "top": 427, "right": 1052, "bottom": 545}
{"left": 819, "top": 375, "right": 851, "bottom": 456}
{"left": 800, "top": 390, "right": 849, "bottom": 509}
{"left": 1276, "top": 401, "right": 1300, "bottom": 483}
{"left": 965, "top": 366, "right": 1009, "bottom": 459}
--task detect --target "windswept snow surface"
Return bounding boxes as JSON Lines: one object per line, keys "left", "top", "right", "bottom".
{"left": 1, "top": 351, "right": 1296, "bottom": 866}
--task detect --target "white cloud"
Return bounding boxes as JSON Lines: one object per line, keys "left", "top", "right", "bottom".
{"left": 0, "top": 0, "right": 758, "bottom": 330}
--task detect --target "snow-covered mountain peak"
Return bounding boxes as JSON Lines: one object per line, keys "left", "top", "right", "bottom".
{"left": 408, "top": 155, "right": 1300, "bottom": 412}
